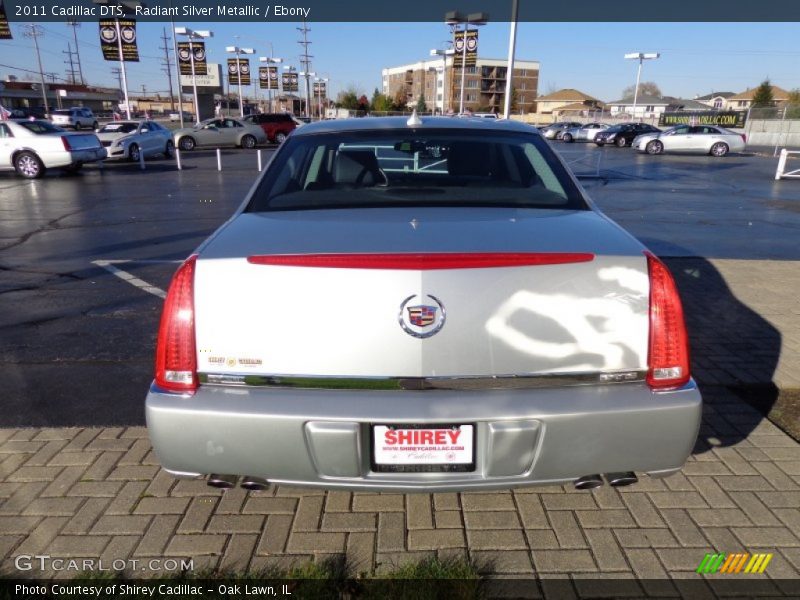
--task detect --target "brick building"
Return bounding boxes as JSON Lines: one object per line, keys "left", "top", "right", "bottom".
{"left": 382, "top": 57, "right": 539, "bottom": 114}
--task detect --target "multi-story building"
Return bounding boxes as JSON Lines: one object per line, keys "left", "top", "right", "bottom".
{"left": 382, "top": 57, "right": 539, "bottom": 114}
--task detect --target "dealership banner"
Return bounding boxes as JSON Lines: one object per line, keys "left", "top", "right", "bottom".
{"left": 452, "top": 29, "right": 478, "bottom": 68}
{"left": 312, "top": 81, "right": 327, "bottom": 97}
{"left": 658, "top": 111, "right": 747, "bottom": 128}
{"left": 99, "top": 19, "right": 139, "bottom": 61}
{"left": 0, "top": 2, "right": 12, "bottom": 39}
{"left": 281, "top": 72, "right": 298, "bottom": 92}
{"left": 177, "top": 41, "right": 207, "bottom": 76}
{"left": 227, "top": 58, "right": 250, "bottom": 85}
{"left": 259, "top": 66, "right": 279, "bottom": 90}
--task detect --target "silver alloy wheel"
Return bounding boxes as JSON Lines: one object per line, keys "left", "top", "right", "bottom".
{"left": 710, "top": 142, "right": 729, "bottom": 157}
{"left": 129, "top": 144, "right": 140, "bottom": 162}
{"left": 241, "top": 135, "right": 256, "bottom": 149}
{"left": 179, "top": 136, "right": 195, "bottom": 151}
{"left": 15, "top": 153, "right": 42, "bottom": 178}
{"left": 646, "top": 140, "right": 663, "bottom": 155}
{"left": 563, "top": 133, "right": 573, "bottom": 143}
{"left": 615, "top": 136, "right": 627, "bottom": 147}
{"left": 275, "top": 132, "right": 287, "bottom": 144}
{"left": 164, "top": 140, "right": 174, "bottom": 158}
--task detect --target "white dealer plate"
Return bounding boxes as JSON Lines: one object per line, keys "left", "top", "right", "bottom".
{"left": 373, "top": 425, "right": 474, "bottom": 465}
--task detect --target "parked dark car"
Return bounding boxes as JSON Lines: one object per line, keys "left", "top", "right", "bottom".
{"left": 595, "top": 123, "right": 661, "bottom": 147}
{"left": 9, "top": 107, "right": 48, "bottom": 120}
{"left": 242, "top": 113, "right": 297, "bottom": 143}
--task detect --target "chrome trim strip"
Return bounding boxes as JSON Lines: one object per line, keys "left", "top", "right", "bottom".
{"left": 197, "top": 371, "right": 647, "bottom": 391}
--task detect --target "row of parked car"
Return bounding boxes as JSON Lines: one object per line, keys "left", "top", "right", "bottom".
{"left": 540, "top": 121, "right": 747, "bottom": 157}
{"left": 0, "top": 111, "right": 304, "bottom": 179}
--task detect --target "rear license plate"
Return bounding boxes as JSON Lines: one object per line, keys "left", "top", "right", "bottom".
{"left": 372, "top": 424, "right": 474, "bottom": 473}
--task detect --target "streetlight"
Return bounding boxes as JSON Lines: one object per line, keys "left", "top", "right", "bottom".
{"left": 259, "top": 55, "right": 283, "bottom": 113}
{"left": 175, "top": 27, "right": 213, "bottom": 125}
{"left": 299, "top": 71, "right": 316, "bottom": 117}
{"left": 93, "top": 0, "right": 144, "bottom": 120}
{"left": 226, "top": 45, "right": 255, "bottom": 118}
{"left": 314, "top": 76, "right": 328, "bottom": 120}
{"left": 445, "top": 10, "right": 488, "bottom": 114}
{"left": 624, "top": 52, "right": 660, "bottom": 119}
{"left": 430, "top": 47, "right": 455, "bottom": 114}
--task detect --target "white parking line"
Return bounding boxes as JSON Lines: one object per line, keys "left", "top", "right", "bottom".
{"left": 92, "top": 259, "right": 179, "bottom": 299}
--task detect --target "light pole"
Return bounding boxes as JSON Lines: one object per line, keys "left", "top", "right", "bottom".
{"left": 502, "top": 0, "right": 519, "bottom": 119}
{"left": 445, "top": 11, "right": 487, "bottom": 115}
{"left": 299, "top": 71, "right": 316, "bottom": 117}
{"left": 226, "top": 45, "right": 255, "bottom": 118}
{"left": 259, "top": 54, "right": 283, "bottom": 113}
{"left": 624, "top": 52, "right": 660, "bottom": 119}
{"left": 430, "top": 47, "right": 455, "bottom": 114}
{"left": 314, "top": 76, "right": 328, "bottom": 120}
{"left": 283, "top": 65, "right": 297, "bottom": 113}
{"left": 175, "top": 27, "right": 213, "bottom": 125}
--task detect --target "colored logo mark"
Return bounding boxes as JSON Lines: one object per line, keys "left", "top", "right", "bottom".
{"left": 696, "top": 552, "right": 772, "bottom": 574}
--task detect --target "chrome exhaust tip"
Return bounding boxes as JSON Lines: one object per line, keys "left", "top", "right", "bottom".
{"left": 574, "top": 474, "right": 604, "bottom": 490}
{"left": 207, "top": 474, "right": 238, "bottom": 489}
{"left": 605, "top": 472, "right": 638, "bottom": 487}
{"left": 240, "top": 476, "right": 270, "bottom": 491}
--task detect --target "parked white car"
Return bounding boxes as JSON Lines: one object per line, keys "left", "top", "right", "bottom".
{"left": 633, "top": 125, "right": 746, "bottom": 157}
{"left": 51, "top": 107, "right": 98, "bottom": 131}
{"left": 562, "top": 122, "right": 611, "bottom": 143}
{"left": 0, "top": 119, "right": 106, "bottom": 178}
{"left": 96, "top": 120, "right": 174, "bottom": 161}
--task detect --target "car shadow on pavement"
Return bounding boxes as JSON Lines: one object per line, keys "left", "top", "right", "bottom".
{"left": 663, "top": 256, "right": 787, "bottom": 453}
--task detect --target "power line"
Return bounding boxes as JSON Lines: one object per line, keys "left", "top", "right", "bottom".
{"left": 297, "top": 20, "right": 313, "bottom": 117}
{"left": 159, "top": 27, "right": 176, "bottom": 111}
{"left": 63, "top": 42, "right": 80, "bottom": 84}
{"left": 66, "top": 21, "right": 85, "bottom": 85}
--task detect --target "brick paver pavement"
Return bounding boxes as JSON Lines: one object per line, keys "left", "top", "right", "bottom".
{"left": 0, "top": 258, "right": 798, "bottom": 588}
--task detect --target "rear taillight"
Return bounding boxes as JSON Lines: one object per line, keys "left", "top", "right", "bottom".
{"left": 155, "top": 255, "right": 198, "bottom": 393}
{"left": 646, "top": 252, "right": 690, "bottom": 390}
{"left": 61, "top": 136, "right": 72, "bottom": 151}
{"left": 740, "top": 133, "right": 747, "bottom": 143}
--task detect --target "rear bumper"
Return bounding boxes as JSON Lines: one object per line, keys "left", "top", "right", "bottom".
{"left": 146, "top": 379, "right": 702, "bottom": 492}
{"left": 39, "top": 148, "right": 106, "bottom": 167}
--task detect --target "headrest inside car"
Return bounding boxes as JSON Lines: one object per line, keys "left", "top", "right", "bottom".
{"left": 334, "top": 150, "right": 381, "bottom": 186}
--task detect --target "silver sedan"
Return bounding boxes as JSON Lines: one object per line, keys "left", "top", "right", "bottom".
{"left": 96, "top": 120, "right": 174, "bottom": 161}
{"left": 633, "top": 125, "right": 746, "bottom": 156}
{"left": 173, "top": 117, "right": 267, "bottom": 151}
{"left": 561, "top": 122, "right": 611, "bottom": 143}
{"left": 146, "top": 117, "right": 701, "bottom": 492}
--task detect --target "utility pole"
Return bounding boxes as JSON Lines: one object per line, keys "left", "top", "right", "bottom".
{"left": 66, "top": 21, "right": 85, "bottom": 85}
{"left": 111, "top": 66, "right": 123, "bottom": 100}
{"left": 159, "top": 27, "right": 176, "bottom": 111}
{"left": 63, "top": 42, "right": 80, "bottom": 84}
{"left": 22, "top": 24, "right": 50, "bottom": 116}
{"left": 297, "top": 20, "right": 313, "bottom": 117}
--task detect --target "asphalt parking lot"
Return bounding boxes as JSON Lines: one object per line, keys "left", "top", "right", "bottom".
{"left": 1, "top": 140, "right": 799, "bottom": 587}
{"left": 1, "top": 143, "right": 798, "bottom": 427}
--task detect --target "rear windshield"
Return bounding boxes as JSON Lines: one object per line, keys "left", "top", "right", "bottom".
{"left": 99, "top": 123, "right": 138, "bottom": 133}
{"left": 246, "top": 129, "right": 587, "bottom": 212}
{"left": 52, "top": 110, "right": 71, "bottom": 116}
{"left": 18, "top": 121, "right": 64, "bottom": 134}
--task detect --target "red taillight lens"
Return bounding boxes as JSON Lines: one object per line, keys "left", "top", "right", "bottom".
{"left": 61, "top": 136, "right": 72, "bottom": 151}
{"left": 646, "top": 252, "right": 690, "bottom": 390}
{"left": 155, "top": 255, "right": 198, "bottom": 393}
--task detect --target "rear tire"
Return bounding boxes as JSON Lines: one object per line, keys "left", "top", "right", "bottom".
{"left": 74, "top": 122, "right": 81, "bottom": 131}
{"left": 164, "top": 140, "right": 175, "bottom": 158}
{"left": 275, "top": 132, "right": 287, "bottom": 144}
{"left": 562, "top": 133, "right": 573, "bottom": 143}
{"left": 92, "top": 122, "right": 98, "bottom": 130}
{"left": 646, "top": 140, "right": 663, "bottom": 155}
{"left": 14, "top": 151, "right": 45, "bottom": 179}
{"left": 240, "top": 134, "right": 256, "bottom": 149}
{"left": 615, "top": 136, "right": 627, "bottom": 148}
{"left": 595, "top": 142, "right": 605, "bottom": 147}
{"left": 710, "top": 142, "right": 729, "bottom": 157}
{"left": 179, "top": 136, "right": 195, "bottom": 151}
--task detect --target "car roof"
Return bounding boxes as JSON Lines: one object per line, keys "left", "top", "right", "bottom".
{"left": 291, "top": 116, "right": 541, "bottom": 137}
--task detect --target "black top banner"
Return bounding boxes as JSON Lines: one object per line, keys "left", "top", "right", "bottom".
{"left": 312, "top": 82, "right": 327, "bottom": 96}
{"left": 227, "top": 58, "right": 250, "bottom": 86}
{"left": 259, "top": 66, "right": 278, "bottom": 90}
{"left": 177, "top": 41, "right": 207, "bottom": 76}
{"left": 99, "top": 19, "right": 139, "bottom": 62}
{"left": 453, "top": 29, "right": 478, "bottom": 68}
{"left": 281, "top": 72, "right": 299, "bottom": 92}
{"left": 0, "top": 1, "right": 12, "bottom": 39}
{"left": 3, "top": 0, "right": 800, "bottom": 21}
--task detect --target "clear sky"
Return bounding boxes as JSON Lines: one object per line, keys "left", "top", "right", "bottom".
{"left": 1, "top": 21, "right": 798, "bottom": 102}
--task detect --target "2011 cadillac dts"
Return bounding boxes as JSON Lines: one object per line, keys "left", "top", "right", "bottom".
{"left": 146, "top": 116, "right": 701, "bottom": 492}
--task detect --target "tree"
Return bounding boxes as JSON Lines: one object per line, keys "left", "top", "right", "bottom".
{"left": 622, "top": 81, "right": 661, "bottom": 99}
{"left": 337, "top": 90, "right": 359, "bottom": 110}
{"left": 751, "top": 79, "right": 774, "bottom": 108}
{"left": 415, "top": 93, "right": 426, "bottom": 112}
{"left": 393, "top": 89, "right": 408, "bottom": 111}
{"left": 370, "top": 88, "right": 393, "bottom": 112}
